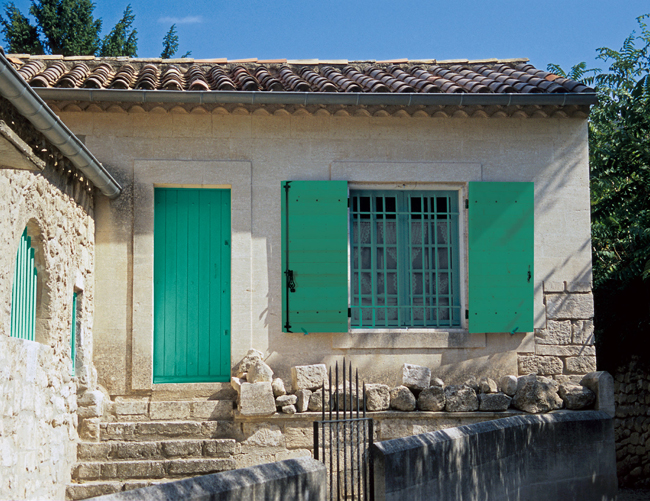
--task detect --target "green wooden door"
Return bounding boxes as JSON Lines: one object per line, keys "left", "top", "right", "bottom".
{"left": 153, "top": 188, "right": 231, "bottom": 383}
{"left": 468, "top": 182, "right": 534, "bottom": 334}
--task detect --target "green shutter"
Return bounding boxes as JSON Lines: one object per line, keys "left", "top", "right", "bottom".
{"left": 11, "top": 228, "right": 37, "bottom": 341}
{"left": 281, "top": 180, "right": 348, "bottom": 333}
{"left": 468, "top": 182, "right": 534, "bottom": 334}
{"left": 153, "top": 188, "right": 231, "bottom": 383}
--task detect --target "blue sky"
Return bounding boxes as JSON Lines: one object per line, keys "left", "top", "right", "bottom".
{"left": 4, "top": 0, "right": 650, "bottom": 72}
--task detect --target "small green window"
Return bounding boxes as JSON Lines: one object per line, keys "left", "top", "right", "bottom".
{"left": 350, "top": 190, "right": 461, "bottom": 328}
{"left": 10, "top": 228, "right": 37, "bottom": 340}
{"left": 71, "top": 292, "right": 78, "bottom": 376}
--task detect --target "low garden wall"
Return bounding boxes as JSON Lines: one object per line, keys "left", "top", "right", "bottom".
{"left": 372, "top": 410, "right": 617, "bottom": 501}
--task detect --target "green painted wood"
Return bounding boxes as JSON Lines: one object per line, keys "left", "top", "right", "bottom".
{"left": 11, "top": 228, "right": 37, "bottom": 341}
{"left": 153, "top": 188, "right": 231, "bottom": 383}
{"left": 468, "top": 182, "right": 534, "bottom": 334}
{"left": 71, "top": 292, "right": 77, "bottom": 376}
{"left": 281, "top": 180, "right": 348, "bottom": 333}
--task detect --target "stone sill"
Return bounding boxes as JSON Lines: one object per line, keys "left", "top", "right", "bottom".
{"left": 331, "top": 330, "right": 485, "bottom": 349}
{"left": 234, "top": 409, "right": 525, "bottom": 423}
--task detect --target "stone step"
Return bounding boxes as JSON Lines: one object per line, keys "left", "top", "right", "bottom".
{"left": 66, "top": 480, "right": 164, "bottom": 500}
{"left": 99, "top": 420, "right": 242, "bottom": 442}
{"left": 73, "top": 457, "right": 235, "bottom": 482}
{"left": 78, "top": 438, "right": 236, "bottom": 462}
{"left": 111, "top": 399, "right": 234, "bottom": 421}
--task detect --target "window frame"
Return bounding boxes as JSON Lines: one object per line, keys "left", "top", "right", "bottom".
{"left": 348, "top": 187, "right": 462, "bottom": 330}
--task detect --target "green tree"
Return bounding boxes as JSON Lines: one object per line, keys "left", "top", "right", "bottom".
{"left": 0, "top": 2, "right": 43, "bottom": 53}
{"left": 99, "top": 4, "right": 136, "bottom": 57}
{"left": 160, "top": 23, "right": 190, "bottom": 59}
{"left": 550, "top": 15, "right": 650, "bottom": 370}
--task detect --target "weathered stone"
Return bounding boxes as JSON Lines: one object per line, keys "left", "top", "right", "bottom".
{"left": 444, "top": 385, "right": 479, "bottom": 412}
{"left": 203, "top": 439, "right": 236, "bottom": 457}
{"left": 242, "top": 425, "right": 285, "bottom": 448}
{"left": 536, "top": 345, "right": 596, "bottom": 357}
{"left": 114, "top": 400, "right": 148, "bottom": 416}
{"left": 276, "top": 395, "right": 298, "bottom": 407}
{"left": 247, "top": 359, "right": 274, "bottom": 383}
{"left": 295, "top": 389, "right": 311, "bottom": 412}
{"left": 518, "top": 355, "right": 563, "bottom": 376}
{"left": 478, "top": 392, "right": 512, "bottom": 411}
{"left": 463, "top": 376, "right": 479, "bottom": 392}
{"left": 479, "top": 377, "right": 498, "bottom": 393}
{"left": 581, "top": 371, "right": 615, "bottom": 417}
{"left": 390, "top": 386, "right": 416, "bottom": 411}
{"left": 191, "top": 401, "right": 233, "bottom": 420}
{"left": 558, "top": 384, "right": 595, "bottom": 410}
{"left": 291, "top": 364, "right": 328, "bottom": 391}
{"left": 271, "top": 378, "right": 286, "bottom": 397}
{"left": 401, "top": 364, "right": 431, "bottom": 392}
{"left": 417, "top": 386, "right": 445, "bottom": 411}
{"left": 150, "top": 401, "right": 190, "bottom": 420}
{"left": 231, "top": 377, "right": 243, "bottom": 395}
{"left": 535, "top": 320, "right": 572, "bottom": 345}
{"left": 572, "top": 320, "right": 595, "bottom": 345}
{"left": 236, "top": 349, "right": 264, "bottom": 378}
{"left": 161, "top": 441, "right": 201, "bottom": 458}
{"left": 430, "top": 376, "right": 445, "bottom": 388}
{"left": 77, "top": 390, "right": 105, "bottom": 418}
{"left": 500, "top": 375, "right": 518, "bottom": 396}
{"left": 282, "top": 404, "right": 297, "bottom": 414}
{"left": 565, "top": 356, "right": 597, "bottom": 375}
{"left": 334, "top": 386, "right": 360, "bottom": 411}
{"left": 307, "top": 389, "right": 330, "bottom": 412}
{"left": 545, "top": 293, "right": 594, "bottom": 320}
{"left": 365, "top": 384, "right": 390, "bottom": 411}
{"left": 238, "top": 382, "right": 276, "bottom": 416}
{"left": 513, "top": 375, "right": 563, "bottom": 414}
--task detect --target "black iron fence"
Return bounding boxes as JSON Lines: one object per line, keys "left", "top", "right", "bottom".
{"left": 313, "top": 360, "right": 374, "bottom": 501}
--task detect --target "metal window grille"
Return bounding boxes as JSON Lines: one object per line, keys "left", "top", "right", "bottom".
{"left": 10, "top": 228, "right": 37, "bottom": 340}
{"left": 350, "top": 190, "right": 461, "bottom": 328}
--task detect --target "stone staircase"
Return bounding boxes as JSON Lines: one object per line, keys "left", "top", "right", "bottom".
{"left": 67, "top": 398, "right": 238, "bottom": 500}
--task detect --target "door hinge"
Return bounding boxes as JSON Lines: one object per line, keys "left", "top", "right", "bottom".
{"left": 465, "top": 199, "right": 469, "bottom": 209}
{"left": 348, "top": 307, "right": 351, "bottom": 318}
{"left": 465, "top": 309, "right": 469, "bottom": 319}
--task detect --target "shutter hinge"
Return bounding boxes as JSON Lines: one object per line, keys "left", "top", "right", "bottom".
{"left": 465, "top": 199, "right": 469, "bottom": 209}
{"left": 348, "top": 307, "right": 351, "bottom": 318}
{"left": 465, "top": 309, "right": 469, "bottom": 319}
{"left": 347, "top": 199, "right": 350, "bottom": 208}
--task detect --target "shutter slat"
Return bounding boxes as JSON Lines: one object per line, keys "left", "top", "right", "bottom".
{"left": 468, "top": 182, "right": 534, "bottom": 334}
{"left": 282, "top": 180, "right": 348, "bottom": 333}
{"left": 11, "top": 228, "right": 37, "bottom": 340}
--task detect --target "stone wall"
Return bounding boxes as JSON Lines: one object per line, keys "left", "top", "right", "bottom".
{"left": 0, "top": 97, "right": 99, "bottom": 499}
{"left": 519, "top": 281, "right": 596, "bottom": 382}
{"left": 614, "top": 359, "right": 650, "bottom": 488}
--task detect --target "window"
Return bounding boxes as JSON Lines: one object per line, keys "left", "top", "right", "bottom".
{"left": 350, "top": 190, "right": 461, "bottom": 328}
{"left": 71, "top": 292, "right": 78, "bottom": 376}
{"left": 10, "top": 228, "right": 37, "bottom": 340}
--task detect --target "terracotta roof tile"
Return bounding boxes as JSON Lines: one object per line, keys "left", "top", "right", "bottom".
{"left": 5, "top": 55, "right": 595, "bottom": 95}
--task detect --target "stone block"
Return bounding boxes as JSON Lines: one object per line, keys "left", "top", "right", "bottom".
{"left": 479, "top": 377, "right": 498, "bottom": 393}
{"left": 276, "top": 395, "right": 298, "bottom": 407}
{"left": 366, "top": 384, "right": 390, "bottom": 411}
{"left": 566, "top": 282, "right": 592, "bottom": 292}
{"left": 78, "top": 404, "right": 104, "bottom": 419}
{"left": 167, "top": 458, "right": 234, "bottom": 475}
{"left": 545, "top": 293, "right": 594, "bottom": 320}
{"left": 276, "top": 449, "right": 312, "bottom": 461}
{"left": 417, "top": 386, "right": 445, "bottom": 411}
{"left": 236, "top": 349, "right": 263, "bottom": 378}
{"left": 115, "top": 442, "right": 159, "bottom": 460}
{"left": 231, "top": 377, "right": 243, "bottom": 394}
{"left": 291, "top": 364, "right": 328, "bottom": 391}
{"left": 500, "top": 376, "right": 518, "bottom": 396}
{"left": 203, "top": 439, "right": 236, "bottom": 457}
{"left": 66, "top": 483, "right": 122, "bottom": 500}
{"left": 307, "top": 389, "right": 330, "bottom": 412}
{"left": 73, "top": 462, "right": 101, "bottom": 480}
{"left": 272, "top": 378, "right": 287, "bottom": 397}
{"left": 162, "top": 441, "right": 202, "bottom": 458}
{"left": 478, "top": 392, "right": 512, "bottom": 411}
{"left": 79, "top": 418, "right": 101, "bottom": 441}
{"left": 430, "top": 376, "right": 445, "bottom": 388}
{"left": 295, "top": 389, "right": 311, "bottom": 412}
{"left": 248, "top": 359, "right": 274, "bottom": 383}
{"left": 390, "top": 386, "right": 416, "bottom": 411}
{"left": 114, "top": 400, "right": 148, "bottom": 416}
{"left": 581, "top": 371, "right": 616, "bottom": 418}
{"left": 565, "top": 356, "right": 597, "bottom": 375}
{"left": 572, "top": 320, "right": 595, "bottom": 345}
{"left": 536, "top": 345, "right": 596, "bottom": 357}
{"left": 535, "top": 320, "right": 572, "bottom": 345}
{"left": 518, "top": 355, "right": 563, "bottom": 376}
{"left": 444, "top": 385, "right": 479, "bottom": 412}
{"left": 543, "top": 281, "right": 565, "bottom": 293}
{"left": 401, "top": 364, "right": 431, "bottom": 391}
{"left": 284, "top": 424, "right": 314, "bottom": 449}
{"left": 242, "top": 424, "right": 285, "bottom": 448}
{"left": 512, "top": 375, "right": 563, "bottom": 414}
{"left": 150, "top": 401, "right": 190, "bottom": 420}
{"left": 239, "top": 382, "right": 276, "bottom": 416}
{"left": 282, "top": 404, "right": 297, "bottom": 414}
{"left": 191, "top": 401, "right": 233, "bottom": 420}
{"left": 77, "top": 442, "right": 112, "bottom": 461}
{"left": 558, "top": 384, "right": 595, "bottom": 410}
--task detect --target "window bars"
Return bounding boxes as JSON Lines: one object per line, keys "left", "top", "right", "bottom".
{"left": 313, "top": 360, "right": 374, "bottom": 501}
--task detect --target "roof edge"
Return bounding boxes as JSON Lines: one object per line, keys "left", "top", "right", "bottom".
{"left": 32, "top": 88, "right": 598, "bottom": 107}
{"left": 0, "top": 50, "right": 122, "bottom": 198}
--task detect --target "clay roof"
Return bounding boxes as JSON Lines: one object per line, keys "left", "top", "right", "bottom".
{"left": 6, "top": 55, "right": 593, "bottom": 96}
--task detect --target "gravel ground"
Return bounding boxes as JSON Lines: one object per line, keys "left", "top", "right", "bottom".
{"left": 617, "top": 488, "right": 650, "bottom": 500}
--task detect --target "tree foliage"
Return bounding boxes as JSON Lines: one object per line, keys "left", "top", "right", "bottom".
{"left": 1, "top": 2, "right": 43, "bottom": 53}
{"left": 550, "top": 15, "right": 650, "bottom": 370}
{"left": 160, "top": 23, "right": 190, "bottom": 59}
{"left": 99, "top": 4, "right": 136, "bottom": 57}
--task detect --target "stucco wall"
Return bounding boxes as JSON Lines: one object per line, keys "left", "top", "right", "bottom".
{"left": 0, "top": 164, "right": 95, "bottom": 499}
{"left": 57, "top": 108, "right": 592, "bottom": 396}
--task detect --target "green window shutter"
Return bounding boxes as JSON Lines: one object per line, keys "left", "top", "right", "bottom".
{"left": 468, "top": 182, "right": 534, "bottom": 334}
{"left": 282, "top": 180, "right": 348, "bottom": 333}
{"left": 11, "top": 228, "right": 37, "bottom": 341}
{"left": 71, "top": 292, "right": 77, "bottom": 376}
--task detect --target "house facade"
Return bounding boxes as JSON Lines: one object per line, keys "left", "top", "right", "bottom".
{"left": 4, "top": 54, "right": 597, "bottom": 397}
